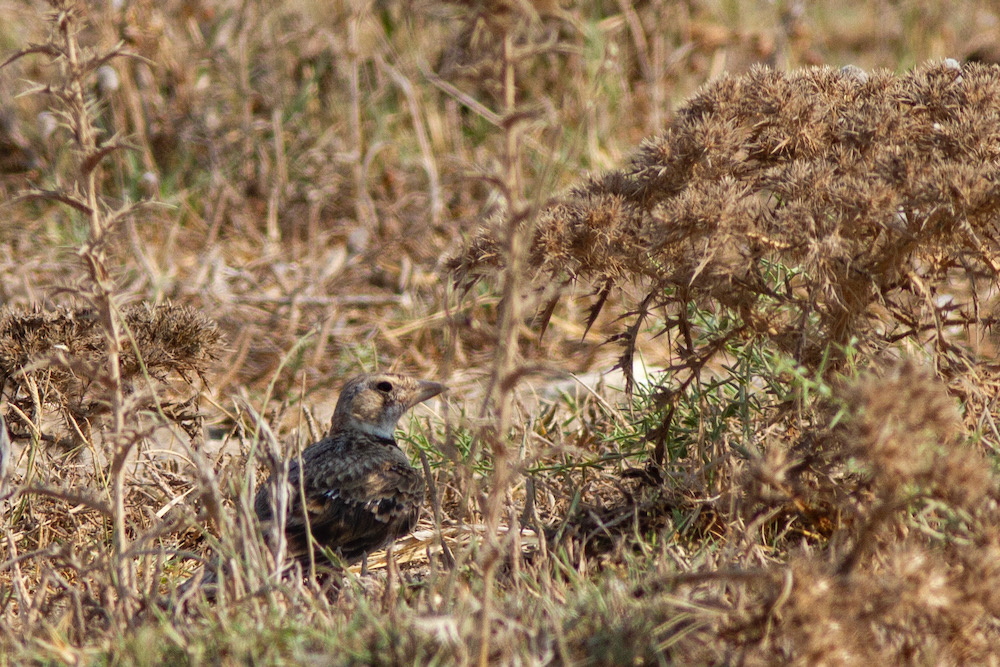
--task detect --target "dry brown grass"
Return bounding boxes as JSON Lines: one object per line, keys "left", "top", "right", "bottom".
{"left": 3, "top": 0, "right": 1000, "bottom": 664}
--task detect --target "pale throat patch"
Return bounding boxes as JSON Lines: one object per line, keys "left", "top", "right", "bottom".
{"left": 353, "top": 419, "right": 397, "bottom": 440}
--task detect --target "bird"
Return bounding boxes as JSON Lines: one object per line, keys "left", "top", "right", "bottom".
{"left": 179, "top": 372, "right": 445, "bottom": 597}
{"left": 254, "top": 372, "right": 445, "bottom": 570}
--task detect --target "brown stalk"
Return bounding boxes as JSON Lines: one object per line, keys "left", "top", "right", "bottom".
{"left": 44, "top": 0, "right": 135, "bottom": 606}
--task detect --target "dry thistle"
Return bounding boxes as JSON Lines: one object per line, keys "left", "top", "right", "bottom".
{"left": 0, "top": 303, "right": 222, "bottom": 439}
{"left": 451, "top": 61, "right": 1000, "bottom": 381}
{"left": 1, "top": 0, "right": 205, "bottom": 612}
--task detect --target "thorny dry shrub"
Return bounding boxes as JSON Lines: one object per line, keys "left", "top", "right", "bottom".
{"left": 452, "top": 61, "right": 1000, "bottom": 373}
{"left": 726, "top": 362, "right": 1000, "bottom": 664}
{"left": 0, "top": 303, "right": 222, "bottom": 439}
{"left": 452, "top": 62, "right": 1000, "bottom": 661}
{"left": 452, "top": 60, "right": 1000, "bottom": 520}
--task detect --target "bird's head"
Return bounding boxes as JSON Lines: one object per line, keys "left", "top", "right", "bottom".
{"left": 330, "top": 372, "right": 446, "bottom": 440}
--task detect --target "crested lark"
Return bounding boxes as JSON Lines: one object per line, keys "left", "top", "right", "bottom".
{"left": 254, "top": 372, "right": 445, "bottom": 570}
{"left": 179, "top": 372, "right": 444, "bottom": 597}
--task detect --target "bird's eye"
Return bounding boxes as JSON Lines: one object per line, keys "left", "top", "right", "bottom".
{"left": 376, "top": 381, "right": 393, "bottom": 393}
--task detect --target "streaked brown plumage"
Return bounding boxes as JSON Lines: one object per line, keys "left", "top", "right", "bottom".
{"left": 177, "top": 373, "right": 444, "bottom": 598}
{"left": 253, "top": 372, "right": 445, "bottom": 567}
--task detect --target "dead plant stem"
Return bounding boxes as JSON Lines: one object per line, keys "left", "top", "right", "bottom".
{"left": 58, "top": 0, "right": 132, "bottom": 599}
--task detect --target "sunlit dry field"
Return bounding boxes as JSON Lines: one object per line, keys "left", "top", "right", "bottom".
{"left": 3, "top": 0, "right": 1000, "bottom": 664}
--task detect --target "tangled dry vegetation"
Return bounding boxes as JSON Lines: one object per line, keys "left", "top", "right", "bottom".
{"left": 453, "top": 59, "right": 1000, "bottom": 662}
{"left": 4, "top": 0, "right": 1000, "bottom": 664}
{"left": 0, "top": 304, "right": 221, "bottom": 438}
{"left": 455, "top": 60, "right": 1000, "bottom": 378}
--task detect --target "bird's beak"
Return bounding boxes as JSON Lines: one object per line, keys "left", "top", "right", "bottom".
{"left": 409, "top": 380, "right": 446, "bottom": 408}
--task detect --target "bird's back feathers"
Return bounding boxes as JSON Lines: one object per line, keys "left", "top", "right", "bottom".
{"left": 254, "top": 426, "right": 425, "bottom": 564}
{"left": 180, "top": 372, "right": 443, "bottom": 597}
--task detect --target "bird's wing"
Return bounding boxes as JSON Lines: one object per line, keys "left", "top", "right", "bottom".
{"left": 283, "top": 459, "right": 424, "bottom": 562}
